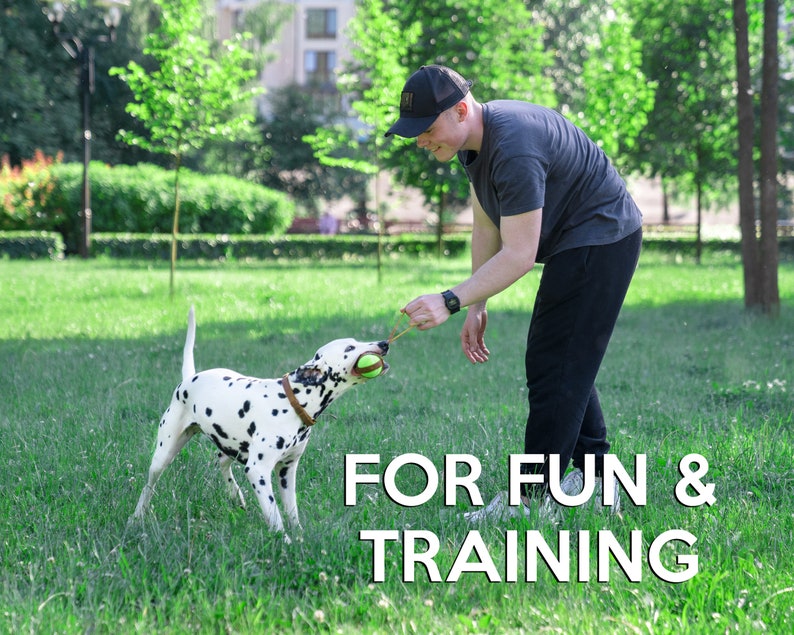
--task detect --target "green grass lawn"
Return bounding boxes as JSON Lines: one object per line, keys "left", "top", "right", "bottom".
{"left": 1, "top": 250, "right": 792, "bottom": 634}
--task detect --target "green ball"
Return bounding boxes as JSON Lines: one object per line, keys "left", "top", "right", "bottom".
{"left": 356, "top": 353, "right": 384, "bottom": 378}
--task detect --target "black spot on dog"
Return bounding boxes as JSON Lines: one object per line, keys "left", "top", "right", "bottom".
{"left": 271, "top": 409, "right": 279, "bottom": 417}
{"left": 276, "top": 436, "right": 285, "bottom": 449}
{"left": 205, "top": 407, "right": 213, "bottom": 417}
{"left": 280, "top": 477, "right": 288, "bottom": 489}
{"left": 259, "top": 477, "right": 266, "bottom": 486}
{"left": 182, "top": 389, "right": 188, "bottom": 401}
{"left": 237, "top": 400, "right": 251, "bottom": 418}
{"left": 192, "top": 375, "right": 199, "bottom": 382}
{"left": 258, "top": 453, "right": 264, "bottom": 460}
{"left": 223, "top": 376, "right": 231, "bottom": 381}
{"left": 268, "top": 495, "right": 275, "bottom": 503}
{"left": 212, "top": 424, "right": 229, "bottom": 439}
{"left": 277, "top": 392, "right": 286, "bottom": 399}
{"left": 247, "top": 421, "right": 257, "bottom": 436}
{"left": 239, "top": 441, "right": 249, "bottom": 455}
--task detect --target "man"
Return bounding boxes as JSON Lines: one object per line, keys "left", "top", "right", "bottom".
{"left": 386, "top": 65, "right": 642, "bottom": 520}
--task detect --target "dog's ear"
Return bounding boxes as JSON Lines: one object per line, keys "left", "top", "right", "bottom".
{"left": 295, "top": 366, "right": 326, "bottom": 386}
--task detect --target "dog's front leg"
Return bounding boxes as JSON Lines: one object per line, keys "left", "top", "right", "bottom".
{"left": 275, "top": 457, "right": 302, "bottom": 530}
{"left": 244, "top": 462, "right": 284, "bottom": 531}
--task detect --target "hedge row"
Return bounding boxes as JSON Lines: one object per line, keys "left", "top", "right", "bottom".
{"left": 0, "top": 231, "right": 469, "bottom": 261}
{"left": 3, "top": 231, "right": 793, "bottom": 262}
{"left": 0, "top": 231, "right": 65, "bottom": 260}
{"left": 91, "top": 233, "right": 470, "bottom": 260}
{"left": 1, "top": 161, "right": 295, "bottom": 254}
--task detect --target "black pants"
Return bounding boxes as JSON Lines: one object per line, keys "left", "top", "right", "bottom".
{"left": 523, "top": 228, "right": 642, "bottom": 496}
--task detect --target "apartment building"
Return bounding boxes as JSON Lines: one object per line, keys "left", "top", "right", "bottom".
{"left": 215, "top": 0, "right": 356, "bottom": 92}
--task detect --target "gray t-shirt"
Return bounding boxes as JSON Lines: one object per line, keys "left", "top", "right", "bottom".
{"left": 459, "top": 101, "right": 642, "bottom": 263}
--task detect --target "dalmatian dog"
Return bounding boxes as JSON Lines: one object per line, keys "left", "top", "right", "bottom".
{"left": 132, "top": 307, "right": 389, "bottom": 532}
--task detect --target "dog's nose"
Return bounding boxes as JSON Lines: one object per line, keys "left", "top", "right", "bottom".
{"left": 378, "top": 340, "right": 389, "bottom": 354}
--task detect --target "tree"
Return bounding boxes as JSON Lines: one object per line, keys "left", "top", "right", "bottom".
{"left": 0, "top": 1, "right": 74, "bottom": 165}
{"left": 110, "top": 0, "right": 260, "bottom": 296}
{"left": 733, "top": 0, "right": 780, "bottom": 316}
{"left": 576, "top": 0, "right": 656, "bottom": 160}
{"left": 256, "top": 84, "right": 368, "bottom": 216}
{"left": 306, "top": 0, "right": 422, "bottom": 279}
{"left": 629, "top": 0, "right": 738, "bottom": 262}
{"left": 530, "top": 0, "right": 655, "bottom": 163}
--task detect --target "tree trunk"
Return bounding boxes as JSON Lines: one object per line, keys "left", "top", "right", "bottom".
{"left": 436, "top": 190, "right": 446, "bottom": 260}
{"left": 696, "top": 175, "right": 703, "bottom": 265}
{"left": 170, "top": 154, "right": 182, "bottom": 299}
{"left": 732, "top": 0, "right": 780, "bottom": 313}
{"left": 758, "top": 0, "right": 780, "bottom": 316}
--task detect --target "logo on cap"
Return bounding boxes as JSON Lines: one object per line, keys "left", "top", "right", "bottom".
{"left": 400, "top": 91, "right": 414, "bottom": 113}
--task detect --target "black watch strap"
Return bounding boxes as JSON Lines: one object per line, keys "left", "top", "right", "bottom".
{"left": 441, "top": 289, "right": 461, "bottom": 314}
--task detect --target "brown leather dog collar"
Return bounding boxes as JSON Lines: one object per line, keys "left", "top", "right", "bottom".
{"left": 281, "top": 373, "right": 316, "bottom": 427}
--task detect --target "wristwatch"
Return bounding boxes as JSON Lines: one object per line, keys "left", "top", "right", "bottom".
{"left": 441, "top": 289, "right": 461, "bottom": 314}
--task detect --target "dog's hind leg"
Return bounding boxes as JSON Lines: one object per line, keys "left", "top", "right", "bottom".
{"left": 218, "top": 453, "right": 246, "bottom": 509}
{"left": 132, "top": 406, "right": 198, "bottom": 519}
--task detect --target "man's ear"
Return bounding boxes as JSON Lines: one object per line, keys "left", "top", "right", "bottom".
{"left": 455, "top": 100, "right": 469, "bottom": 122}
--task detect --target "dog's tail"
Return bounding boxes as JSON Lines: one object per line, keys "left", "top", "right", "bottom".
{"left": 182, "top": 305, "right": 196, "bottom": 381}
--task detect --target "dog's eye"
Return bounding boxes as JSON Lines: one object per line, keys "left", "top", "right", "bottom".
{"left": 344, "top": 345, "right": 355, "bottom": 353}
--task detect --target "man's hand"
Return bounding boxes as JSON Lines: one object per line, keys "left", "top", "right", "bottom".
{"left": 461, "top": 306, "right": 489, "bottom": 363}
{"left": 402, "top": 293, "right": 451, "bottom": 330}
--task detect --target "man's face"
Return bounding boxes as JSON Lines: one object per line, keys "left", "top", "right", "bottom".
{"left": 415, "top": 108, "right": 465, "bottom": 162}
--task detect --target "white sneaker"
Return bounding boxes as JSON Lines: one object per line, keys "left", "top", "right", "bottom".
{"left": 463, "top": 491, "right": 561, "bottom": 524}
{"left": 557, "top": 468, "right": 621, "bottom": 513}
{"left": 463, "top": 491, "right": 531, "bottom": 523}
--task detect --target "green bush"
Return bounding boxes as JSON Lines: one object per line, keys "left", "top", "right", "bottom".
{"left": 16, "top": 162, "right": 295, "bottom": 253}
{"left": 0, "top": 231, "right": 65, "bottom": 260}
{"left": 0, "top": 151, "right": 65, "bottom": 232}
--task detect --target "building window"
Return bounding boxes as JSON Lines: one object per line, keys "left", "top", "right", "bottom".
{"left": 304, "top": 50, "right": 337, "bottom": 86}
{"left": 231, "top": 9, "right": 244, "bottom": 31}
{"left": 306, "top": 8, "right": 337, "bottom": 39}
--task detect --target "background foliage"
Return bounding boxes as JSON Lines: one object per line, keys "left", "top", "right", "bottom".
{"left": 3, "top": 0, "right": 792, "bottom": 222}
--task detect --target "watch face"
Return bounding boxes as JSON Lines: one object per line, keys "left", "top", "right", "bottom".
{"left": 443, "top": 291, "right": 460, "bottom": 313}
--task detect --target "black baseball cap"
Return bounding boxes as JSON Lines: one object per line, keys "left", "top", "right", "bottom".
{"left": 385, "top": 65, "right": 473, "bottom": 138}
